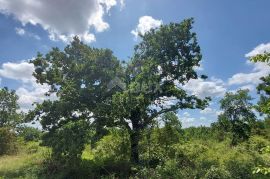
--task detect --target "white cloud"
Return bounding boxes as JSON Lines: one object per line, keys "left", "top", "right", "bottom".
{"left": 228, "top": 61, "right": 270, "bottom": 86}
{"left": 183, "top": 112, "right": 190, "bottom": 117}
{"left": 245, "top": 43, "right": 270, "bottom": 58}
{"left": 183, "top": 78, "right": 226, "bottom": 98}
{"left": 238, "top": 84, "right": 255, "bottom": 91}
{"left": 131, "top": 16, "right": 162, "bottom": 39}
{"left": 200, "top": 117, "right": 206, "bottom": 120}
{"left": 0, "top": 61, "right": 35, "bottom": 83}
{"left": 179, "top": 112, "right": 195, "bottom": 128}
{"left": 15, "top": 27, "right": 25, "bottom": 36}
{"left": 178, "top": 111, "right": 214, "bottom": 128}
{"left": 200, "top": 107, "right": 214, "bottom": 115}
{"left": 0, "top": 61, "right": 54, "bottom": 111}
{"left": 228, "top": 43, "right": 270, "bottom": 90}
{"left": 16, "top": 83, "right": 55, "bottom": 112}
{"left": 0, "top": 0, "right": 124, "bottom": 43}
{"left": 15, "top": 27, "right": 40, "bottom": 40}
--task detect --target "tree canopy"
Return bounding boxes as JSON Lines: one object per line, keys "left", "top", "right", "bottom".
{"left": 0, "top": 87, "right": 21, "bottom": 128}
{"left": 217, "top": 89, "right": 256, "bottom": 145}
{"left": 29, "top": 18, "right": 209, "bottom": 164}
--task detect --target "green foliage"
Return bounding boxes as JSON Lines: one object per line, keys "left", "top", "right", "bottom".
{"left": 251, "top": 52, "right": 270, "bottom": 63}
{"left": 0, "top": 87, "right": 21, "bottom": 128}
{"left": 92, "top": 129, "right": 130, "bottom": 176}
{"left": 8, "top": 18, "right": 270, "bottom": 179}
{"left": 184, "top": 126, "right": 215, "bottom": 141}
{"left": 153, "top": 112, "right": 182, "bottom": 149}
{"left": 203, "top": 166, "right": 231, "bottom": 179}
{"left": 253, "top": 146, "right": 270, "bottom": 176}
{"left": 93, "top": 129, "right": 130, "bottom": 164}
{"left": 111, "top": 18, "right": 209, "bottom": 163}
{"left": 17, "top": 126, "right": 42, "bottom": 142}
{"left": 29, "top": 19, "right": 210, "bottom": 164}
{"left": 217, "top": 89, "right": 256, "bottom": 145}
{"left": 0, "top": 127, "right": 18, "bottom": 155}
{"left": 29, "top": 37, "right": 123, "bottom": 163}
{"left": 41, "top": 120, "right": 90, "bottom": 165}
{"left": 250, "top": 52, "right": 270, "bottom": 116}
{"left": 224, "top": 151, "right": 255, "bottom": 179}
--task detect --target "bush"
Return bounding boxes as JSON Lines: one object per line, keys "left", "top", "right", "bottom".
{"left": 224, "top": 152, "right": 255, "bottom": 179}
{"left": 17, "top": 126, "right": 41, "bottom": 142}
{"left": 245, "top": 135, "right": 270, "bottom": 152}
{"left": 41, "top": 120, "right": 90, "bottom": 166}
{"left": 92, "top": 129, "right": 130, "bottom": 176}
{"left": 0, "top": 127, "right": 18, "bottom": 155}
{"left": 203, "top": 166, "right": 231, "bottom": 179}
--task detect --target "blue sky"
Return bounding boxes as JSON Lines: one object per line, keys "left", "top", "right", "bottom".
{"left": 0, "top": 0, "right": 270, "bottom": 127}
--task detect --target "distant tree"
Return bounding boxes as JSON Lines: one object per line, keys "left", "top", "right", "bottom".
{"left": 162, "top": 112, "right": 182, "bottom": 133}
{"left": 17, "top": 126, "right": 41, "bottom": 141}
{"left": 218, "top": 89, "right": 256, "bottom": 145}
{"left": 211, "top": 113, "right": 232, "bottom": 141}
{"left": 0, "top": 87, "right": 21, "bottom": 128}
{"left": 158, "top": 112, "right": 182, "bottom": 148}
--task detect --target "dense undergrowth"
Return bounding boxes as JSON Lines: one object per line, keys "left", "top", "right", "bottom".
{"left": 0, "top": 124, "right": 270, "bottom": 179}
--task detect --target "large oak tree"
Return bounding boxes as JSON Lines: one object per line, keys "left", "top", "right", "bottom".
{"left": 30, "top": 18, "right": 209, "bottom": 164}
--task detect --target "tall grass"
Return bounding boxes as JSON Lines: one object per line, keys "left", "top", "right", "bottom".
{"left": 0, "top": 141, "right": 49, "bottom": 179}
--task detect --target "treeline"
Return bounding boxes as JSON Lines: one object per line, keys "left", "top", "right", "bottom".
{"left": 0, "top": 18, "right": 270, "bottom": 178}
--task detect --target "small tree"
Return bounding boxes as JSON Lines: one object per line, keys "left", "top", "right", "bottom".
{"left": 0, "top": 127, "right": 18, "bottom": 155}
{"left": 218, "top": 89, "right": 256, "bottom": 145}
{"left": 0, "top": 87, "right": 21, "bottom": 128}
{"left": 158, "top": 112, "right": 182, "bottom": 148}
{"left": 17, "top": 126, "right": 42, "bottom": 141}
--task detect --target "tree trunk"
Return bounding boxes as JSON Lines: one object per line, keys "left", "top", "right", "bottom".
{"left": 130, "top": 130, "right": 140, "bottom": 164}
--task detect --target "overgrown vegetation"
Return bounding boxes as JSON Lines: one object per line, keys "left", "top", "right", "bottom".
{"left": 1, "top": 18, "right": 270, "bottom": 178}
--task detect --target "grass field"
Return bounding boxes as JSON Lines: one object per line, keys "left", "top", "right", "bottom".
{"left": 0, "top": 142, "right": 48, "bottom": 179}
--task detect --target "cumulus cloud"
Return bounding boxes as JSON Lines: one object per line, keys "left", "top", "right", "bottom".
{"left": 179, "top": 112, "right": 195, "bottom": 128}
{"left": 228, "top": 43, "right": 270, "bottom": 90}
{"left": 16, "top": 83, "right": 55, "bottom": 112}
{"left": 245, "top": 43, "right": 270, "bottom": 58}
{"left": 0, "top": 61, "right": 53, "bottom": 111}
{"left": 228, "top": 61, "right": 270, "bottom": 86}
{"left": 183, "top": 78, "right": 226, "bottom": 98}
{"left": 178, "top": 111, "right": 214, "bottom": 128}
{"left": 0, "top": 61, "right": 35, "bottom": 83}
{"left": 131, "top": 16, "right": 162, "bottom": 39}
{"left": 0, "top": 0, "right": 124, "bottom": 43}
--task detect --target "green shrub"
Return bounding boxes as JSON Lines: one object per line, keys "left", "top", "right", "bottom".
{"left": 245, "top": 135, "right": 270, "bottom": 152}
{"left": 203, "top": 166, "right": 231, "bottom": 179}
{"left": 0, "top": 127, "right": 18, "bottom": 155}
{"left": 41, "top": 120, "right": 90, "bottom": 166}
{"left": 92, "top": 129, "right": 130, "bottom": 176}
{"left": 224, "top": 152, "right": 255, "bottom": 179}
{"left": 17, "top": 126, "right": 41, "bottom": 142}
